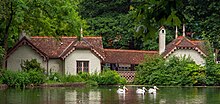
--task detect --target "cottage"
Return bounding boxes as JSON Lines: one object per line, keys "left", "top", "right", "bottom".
{"left": 6, "top": 25, "right": 207, "bottom": 78}
{"left": 6, "top": 36, "right": 157, "bottom": 75}
{"left": 159, "top": 25, "right": 207, "bottom": 65}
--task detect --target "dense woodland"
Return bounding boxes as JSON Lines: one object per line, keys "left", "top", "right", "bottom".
{"left": 1, "top": 0, "right": 220, "bottom": 66}
{"left": 0, "top": 0, "right": 220, "bottom": 86}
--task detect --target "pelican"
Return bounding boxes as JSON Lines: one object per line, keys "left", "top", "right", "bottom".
{"left": 148, "top": 86, "right": 159, "bottom": 94}
{"left": 117, "top": 86, "right": 128, "bottom": 94}
{"left": 136, "top": 87, "right": 147, "bottom": 94}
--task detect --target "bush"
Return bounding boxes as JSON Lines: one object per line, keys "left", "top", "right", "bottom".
{"left": 1, "top": 69, "right": 46, "bottom": 88}
{"left": 28, "top": 70, "right": 46, "bottom": 84}
{"left": 47, "top": 72, "right": 62, "bottom": 82}
{"left": 85, "top": 80, "right": 98, "bottom": 86}
{"left": 1, "top": 70, "right": 18, "bottom": 87}
{"left": 134, "top": 56, "right": 206, "bottom": 86}
{"left": 63, "top": 74, "right": 84, "bottom": 82}
{"left": 78, "top": 72, "right": 90, "bottom": 81}
{"left": 0, "top": 59, "right": 47, "bottom": 88}
{"left": 15, "top": 71, "right": 30, "bottom": 88}
{"left": 97, "top": 69, "right": 126, "bottom": 85}
{"left": 1, "top": 70, "right": 29, "bottom": 88}
{"left": 20, "top": 59, "right": 44, "bottom": 72}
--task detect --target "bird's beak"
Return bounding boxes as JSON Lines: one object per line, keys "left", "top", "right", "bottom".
{"left": 126, "top": 88, "right": 128, "bottom": 91}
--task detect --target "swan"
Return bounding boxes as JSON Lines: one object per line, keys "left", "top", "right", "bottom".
{"left": 136, "top": 87, "right": 147, "bottom": 94}
{"left": 117, "top": 86, "right": 128, "bottom": 94}
{"left": 148, "top": 86, "right": 159, "bottom": 94}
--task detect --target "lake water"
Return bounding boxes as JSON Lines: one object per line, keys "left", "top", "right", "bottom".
{"left": 0, "top": 86, "right": 220, "bottom": 104}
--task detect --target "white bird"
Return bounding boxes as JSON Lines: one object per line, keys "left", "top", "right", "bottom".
{"left": 136, "top": 87, "right": 147, "bottom": 94}
{"left": 148, "top": 86, "right": 159, "bottom": 94}
{"left": 117, "top": 86, "right": 128, "bottom": 94}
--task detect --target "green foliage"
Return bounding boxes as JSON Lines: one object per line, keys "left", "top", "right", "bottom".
{"left": 45, "top": 69, "right": 126, "bottom": 86}
{"left": 1, "top": 69, "right": 46, "bottom": 88}
{"left": 98, "top": 69, "right": 126, "bottom": 85}
{"left": 47, "top": 72, "right": 62, "bottom": 82}
{"left": 0, "top": 46, "right": 5, "bottom": 68}
{"left": 184, "top": 1, "right": 220, "bottom": 48}
{"left": 62, "top": 74, "right": 84, "bottom": 83}
{"left": 78, "top": 72, "right": 90, "bottom": 81}
{"left": 1, "top": 70, "right": 45, "bottom": 88}
{"left": 134, "top": 56, "right": 206, "bottom": 86}
{"left": 1, "top": 70, "right": 17, "bottom": 87}
{"left": 85, "top": 80, "right": 98, "bottom": 86}
{"left": 28, "top": 70, "right": 46, "bottom": 84}
{"left": 0, "top": 59, "right": 46, "bottom": 88}
{"left": 20, "top": 59, "right": 44, "bottom": 72}
{"left": 134, "top": 0, "right": 184, "bottom": 40}
{"left": 79, "top": 0, "right": 140, "bottom": 49}
{"left": 204, "top": 41, "right": 220, "bottom": 85}
{"left": 0, "top": 0, "right": 86, "bottom": 70}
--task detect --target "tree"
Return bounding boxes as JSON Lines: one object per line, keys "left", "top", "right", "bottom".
{"left": 79, "top": 0, "right": 143, "bottom": 49}
{"left": 0, "top": 0, "right": 86, "bottom": 68}
{"left": 0, "top": 0, "right": 19, "bottom": 68}
{"left": 133, "top": 0, "right": 184, "bottom": 40}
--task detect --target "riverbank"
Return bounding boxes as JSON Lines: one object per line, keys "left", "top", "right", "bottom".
{"left": 0, "top": 82, "right": 86, "bottom": 89}
{"left": 0, "top": 84, "right": 8, "bottom": 89}
{"left": 39, "top": 82, "right": 86, "bottom": 88}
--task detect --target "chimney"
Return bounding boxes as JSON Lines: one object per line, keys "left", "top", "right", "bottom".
{"left": 19, "top": 30, "right": 27, "bottom": 40}
{"left": 159, "top": 26, "right": 166, "bottom": 55}
{"left": 80, "top": 27, "right": 83, "bottom": 38}
{"left": 175, "top": 26, "right": 178, "bottom": 38}
{"left": 183, "top": 24, "right": 185, "bottom": 37}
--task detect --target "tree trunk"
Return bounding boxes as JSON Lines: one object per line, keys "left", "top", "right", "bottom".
{"left": 2, "top": 2, "right": 14, "bottom": 69}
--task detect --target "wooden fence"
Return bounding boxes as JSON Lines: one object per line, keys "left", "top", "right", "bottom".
{"left": 117, "top": 71, "right": 136, "bottom": 83}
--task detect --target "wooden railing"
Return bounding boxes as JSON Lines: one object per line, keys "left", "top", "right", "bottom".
{"left": 117, "top": 71, "right": 136, "bottom": 83}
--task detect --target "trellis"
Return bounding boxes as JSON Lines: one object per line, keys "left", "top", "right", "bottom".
{"left": 117, "top": 71, "right": 136, "bottom": 83}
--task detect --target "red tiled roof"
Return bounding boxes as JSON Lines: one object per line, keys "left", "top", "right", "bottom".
{"left": 6, "top": 36, "right": 48, "bottom": 61}
{"left": 29, "top": 36, "right": 104, "bottom": 60}
{"left": 8, "top": 36, "right": 158, "bottom": 64}
{"left": 104, "top": 49, "right": 158, "bottom": 64}
{"left": 162, "top": 36, "right": 207, "bottom": 58}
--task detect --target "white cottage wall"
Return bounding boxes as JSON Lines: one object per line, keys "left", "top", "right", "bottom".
{"left": 7, "top": 45, "right": 47, "bottom": 71}
{"left": 168, "top": 49, "right": 205, "bottom": 65}
{"left": 65, "top": 50, "right": 101, "bottom": 75}
{"left": 48, "top": 59, "right": 63, "bottom": 73}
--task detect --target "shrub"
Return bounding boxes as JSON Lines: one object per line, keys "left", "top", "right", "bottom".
{"left": 28, "top": 70, "right": 46, "bottom": 84}
{"left": 1, "top": 69, "right": 46, "bottom": 88}
{"left": 134, "top": 55, "right": 206, "bottom": 86}
{"left": 98, "top": 69, "right": 126, "bottom": 85}
{"left": 1, "top": 59, "right": 47, "bottom": 88}
{"left": 21, "top": 59, "right": 46, "bottom": 85}
{"left": 63, "top": 74, "right": 84, "bottom": 82}
{"left": 20, "top": 59, "right": 44, "bottom": 72}
{"left": 1, "top": 70, "right": 17, "bottom": 87}
{"left": 85, "top": 80, "right": 98, "bottom": 86}
{"left": 15, "top": 71, "right": 30, "bottom": 88}
{"left": 47, "top": 72, "right": 62, "bottom": 82}
{"left": 78, "top": 72, "right": 90, "bottom": 81}
{"left": 1, "top": 70, "right": 29, "bottom": 88}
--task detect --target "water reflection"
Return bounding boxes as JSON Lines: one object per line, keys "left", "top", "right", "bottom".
{"left": 118, "top": 93, "right": 125, "bottom": 101}
{"left": 64, "top": 89, "right": 101, "bottom": 104}
{"left": 136, "top": 93, "right": 145, "bottom": 100}
{"left": 149, "top": 93, "right": 156, "bottom": 101}
{"left": 0, "top": 86, "right": 220, "bottom": 104}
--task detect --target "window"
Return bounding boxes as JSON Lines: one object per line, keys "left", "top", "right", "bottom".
{"left": 77, "top": 61, "right": 89, "bottom": 73}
